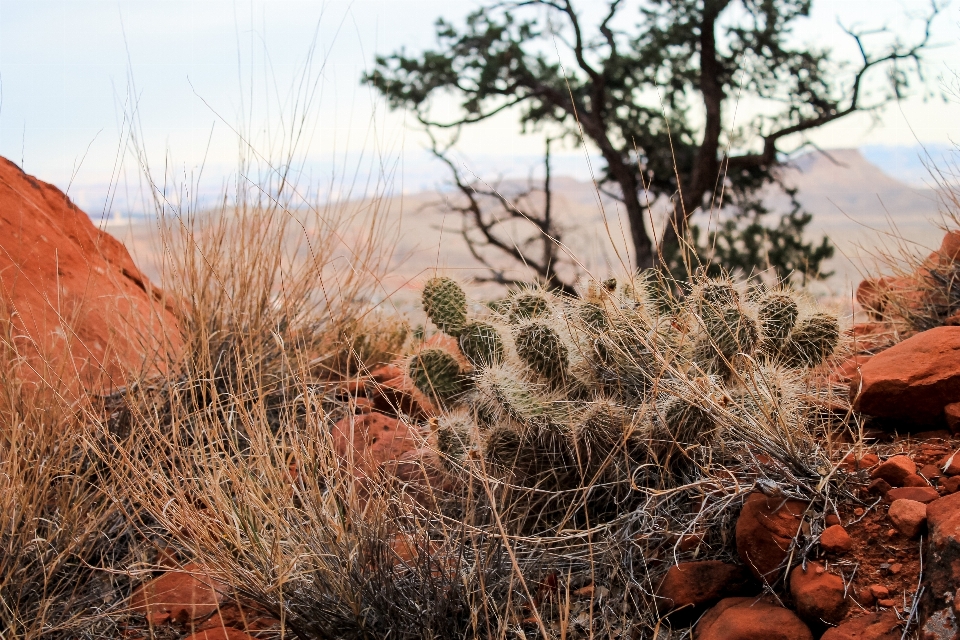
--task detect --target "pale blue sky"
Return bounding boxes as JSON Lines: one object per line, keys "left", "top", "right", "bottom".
{"left": 0, "top": 0, "right": 957, "bottom": 213}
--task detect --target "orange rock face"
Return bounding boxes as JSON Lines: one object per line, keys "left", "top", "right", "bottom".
{"left": 331, "top": 412, "right": 419, "bottom": 476}
{"left": 853, "top": 327, "right": 960, "bottom": 423}
{"left": 0, "top": 156, "right": 179, "bottom": 395}
{"left": 735, "top": 492, "right": 807, "bottom": 584}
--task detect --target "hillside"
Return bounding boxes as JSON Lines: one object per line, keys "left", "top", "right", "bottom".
{"left": 109, "top": 148, "right": 947, "bottom": 303}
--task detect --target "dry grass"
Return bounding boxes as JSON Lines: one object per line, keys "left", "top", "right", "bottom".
{"left": 0, "top": 315, "right": 138, "bottom": 640}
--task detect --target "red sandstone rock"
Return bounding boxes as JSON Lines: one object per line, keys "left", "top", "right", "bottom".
{"left": 790, "top": 562, "right": 849, "bottom": 625}
{"left": 820, "top": 525, "right": 853, "bottom": 553}
{"left": 887, "top": 499, "right": 927, "bottom": 538}
{"left": 346, "top": 364, "right": 438, "bottom": 420}
{"left": 331, "top": 412, "right": 419, "bottom": 477}
{"left": 820, "top": 610, "right": 902, "bottom": 640}
{"left": 696, "top": 596, "right": 813, "bottom": 640}
{"left": 853, "top": 327, "right": 960, "bottom": 423}
{"left": 735, "top": 493, "right": 807, "bottom": 583}
{"left": 0, "top": 157, "right": 180, "bottom": 395}
{"left": 832, "top": 355, "right": 874, "bottom": 384}
{"left": 841, "top": 451, "right": 880, "bottom": 472}
{"left": 129, "top": 564, "right": 226, "bottom": 625}
{"left": 941, "top": 451, "right": 960, "bottom": 476}
{"left": 943, "top": 476, "right": 960, "bottom": 494}
{"left": 825, "top": 514, "right": 842, "bottom": 527}
{"left": 940, "top": 230, "right": 960, "bottom": 264}
{"left": 183, "top": 629, "right": 257, "bottom": 640}
{"left": 870, "top": 456, "right": 917, "bottom": 487}
{"left": 946, "top": 403, "right": 960, "bottom": 433}
{"left": 924, "top": 493, "right": 960, "bottom": 633}
{"left": 867, "top": 479, "right": 892, "bottom": 499}
{"left": 856, "top": 280, "right": 885, "bottom": 318}
{"left": 920, "top": 464, "right": 943, "bottom": 480}
{"left": 885, "top": 486, "right": 939, "bottom": 504}
{"left": 656, "top": 560, "right": 753, "bottom": 614}
{"left": 902, "top": 473, "right": 931, "bottom": 488}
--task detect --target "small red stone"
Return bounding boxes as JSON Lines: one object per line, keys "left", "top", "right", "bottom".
{"left": 790, "top": 562, "right": 849, "bottom": 625}
{"left": 820, "top": 525, "right": 853, "bottom": 554}
{"left": 940, "top": 451, "right": 960, "bottom": 476}
{"left": 888, "top": 499, "right": 927, "bottom": 538}
{"left": 885, "top": 486, "right": 940, "bottom": 504}
{"left": 943, "top": 476, "right": 960, "bottom": 494}
{"left": 901, "top": 473, "right": 929, "bottom": 488}
{"left": 870, "top": 456, "right": 917, "bottom": 487}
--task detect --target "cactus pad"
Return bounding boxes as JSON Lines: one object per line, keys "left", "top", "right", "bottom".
{"left": 408, "top": 348, "right": 463, "bottom": 402}
{"left": 514, "top": 322, "right": 569, "bottom": 385}
{"left": 459, "top": 321, "right": 505, "bottom": 367}
{"left": 422, "top": 277, "right": 467, "bottom": 337}
{"left": 508, "top": 291, "right": 550, "bottom": 323}
{"left": 783, "top": 313, "right": 840, "bottom": 367}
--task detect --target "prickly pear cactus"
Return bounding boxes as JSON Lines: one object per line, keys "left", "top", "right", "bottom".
{"left": 781, "top": 312, "right": 840, "bottom": 367}
{"left": 410, "top": 273, "right": 843, "bottom": 522}
{"left": 409, "top": 348, "right": 464, "bottom": 403}
{"left": 459, "top": 321, "right": 505, "bottom": 368}
{"left": 422, "top": 277, "right": 468, "bottom": 337}
{"left": 507, "top": 290, "right": 550, "bottom": 323}
{"left": 514, "top": 322, "right": 569, "bottom": 386}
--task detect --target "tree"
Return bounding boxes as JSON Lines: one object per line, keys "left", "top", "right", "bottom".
{"left": 364, "top": 0, "right": 940, "bottom": 278}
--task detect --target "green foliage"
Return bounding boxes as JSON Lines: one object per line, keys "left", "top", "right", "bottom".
{"left": 422, "top": 277, "right": 468, "bottom": 337}
{"left": 409, "top": 348, "right": 464, "bottom": 402}
{"left": 667, "top": 190, "right": 836, "bottom": 284}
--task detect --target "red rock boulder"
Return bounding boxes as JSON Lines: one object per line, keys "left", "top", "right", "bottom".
{"left": 736, "top": 493, "right": 807, "bottom": 583}
{"left": 820, "top": 525, "right": 853, "bottom": 554}
{"left": 0, "top": 156, "right": 180, "bottom": 395}
{"left": 853, "top": 327, "right": 960, "bottom": 424}
{"left": 129, "top": 564, "right": 226, "bottom": 626}
{"left": 696, "top": 597, "right": 813, "bottom": 640}
{"left": 888, "top": 499, "right": 927, "bottom": 538}
{"left": 790, "top": 562, "right": 849, "bottom": 625}
{"left": 870, "top": 455, "right": 916, "bottom": 487}
{"left": 656, "top": 560, "right": 754, "bottom": 615}
{"left": 331, "top": 412, "right": 419, "bottom": 478}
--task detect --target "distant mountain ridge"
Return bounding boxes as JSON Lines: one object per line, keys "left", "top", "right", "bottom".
{"left": 108, "top": 148, "right": 951, "bottom": 302}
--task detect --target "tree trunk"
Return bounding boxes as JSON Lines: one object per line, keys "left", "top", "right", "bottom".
{"left": 592, "top": 136, "right": 656, "bottom": 270}
{"left": 656, "top": 1, "right": 727, "bottom": 270}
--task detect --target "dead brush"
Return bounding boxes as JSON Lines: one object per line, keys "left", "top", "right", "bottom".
{"left": 0, "top": 314, "right": 137, "bottom": 640}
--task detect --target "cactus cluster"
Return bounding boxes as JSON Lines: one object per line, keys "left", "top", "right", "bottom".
{"left": 413, "top": 274, "right": 843, "bottom": 526}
